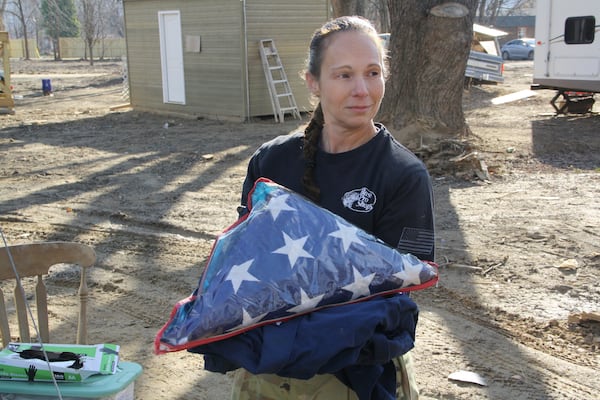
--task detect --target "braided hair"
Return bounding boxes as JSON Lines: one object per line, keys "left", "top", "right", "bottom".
{"left": 301, "top": 16, "right": 388, "bottom": 202}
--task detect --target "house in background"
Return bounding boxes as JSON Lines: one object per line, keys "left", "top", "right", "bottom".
{"left": 122, "top": 0, "right": 330, "bottom": 121}
{"left": 493, "top": 16, "right": 536, "bottom": 44}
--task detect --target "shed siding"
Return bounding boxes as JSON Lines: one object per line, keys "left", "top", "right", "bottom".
{"left": 245, "top": 0, "right": 329, "bottom": 118}
{"left": 123, "top": 0, "right": 329, "bottom": 120}
{"left": 124, "top": 0, "right": 245, "bottom": 119}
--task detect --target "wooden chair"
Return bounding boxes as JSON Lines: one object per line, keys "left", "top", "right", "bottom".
{"left": 0, "top": 242, "right": 95, "bottom": 348}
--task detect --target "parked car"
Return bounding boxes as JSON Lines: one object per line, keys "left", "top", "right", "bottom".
{"left": 501, "top": 38, "right": 536, "bottom": 60}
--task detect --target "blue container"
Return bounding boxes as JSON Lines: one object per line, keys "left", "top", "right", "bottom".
{"left": 42, "top": 78, "right": 52, "bottom": 95}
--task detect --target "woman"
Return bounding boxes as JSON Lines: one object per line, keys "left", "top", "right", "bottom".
{"left": 233, "top": 15, "right": 435, "bottom": 400}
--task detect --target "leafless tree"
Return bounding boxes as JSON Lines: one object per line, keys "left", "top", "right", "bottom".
{"left": 330, "top": 0, "right": 365, "bottom": 18}
{"left": 78, "top": 0, "right": 100, "bottom": 64}
{"left": 0, "top": 0, "right": 8, "bottom": 31}
{"left": 5, "top": 0, "right": 38, "bottom": 59}
{"left": 331, "top": 0, "right": 389, "bottom": 32}
{"left": 475, "top": 0, "right": 534, "bottom": 25}
{"left": 77, "top": 0, "right": 124, "bottom": 64}
{"left": 104, "top": 0, "right": 124, "bottom": 38}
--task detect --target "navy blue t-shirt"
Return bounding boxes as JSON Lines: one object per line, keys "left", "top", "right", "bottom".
{"left": 241, "top": 124, "right": 435, "bottom": 261}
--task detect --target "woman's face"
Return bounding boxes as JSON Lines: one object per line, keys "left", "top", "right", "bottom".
{"left": 306, "top": 30, "right": 385, "bottom": 134}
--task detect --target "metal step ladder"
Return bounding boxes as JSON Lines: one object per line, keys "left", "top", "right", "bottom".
{"left": 259, "top": 39, "right": 301, "bottom": 123}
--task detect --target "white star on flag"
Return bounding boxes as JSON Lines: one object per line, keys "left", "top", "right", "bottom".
{"left": 225, "top": 260, "right": 259, "bottom": 293}
{"left": 241, "top": 309, "right": 268, "bottom": 327}
{"left": 393, "top": 259, "right": 422, "bottom": 287}
{"left": 267, "top": 194, "right": 295, "bottom": 220}
{"left": 272, "top": 232, "right": 314, "bottom": 267}
{"left": 342, "top": 267, "right": 376, "bottom": 300}
{"left": 227, "top": 309, "right": 268, "bottom": 332}
{"left": 287, "top": 289, "right": 325, "bottom": 313}
{"left": 329, "top": 221, "right": 364, "bottom": 253}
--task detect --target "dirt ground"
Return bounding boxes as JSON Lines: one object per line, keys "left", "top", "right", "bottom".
{"left": 0, "top": 58, "right": 598, "bottom": 399}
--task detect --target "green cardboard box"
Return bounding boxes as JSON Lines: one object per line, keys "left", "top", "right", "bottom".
{"left": 0, "top": 343, "right": 119, "bottom": 382}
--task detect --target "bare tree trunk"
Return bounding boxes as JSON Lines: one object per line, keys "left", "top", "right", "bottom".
{"left": 49, "top": 0, "right": 64, "bottom": 60}
{"left": 53, "top": 36, "right": 61, "bottom": 60}
{"left": 23, "top": 32, "right": 29, "bottom": 60}
{"left": 0, "top": 0, "right": 7, "bottom": 32}
{"left": 477, "top": 0, "right": 486, "bottom": 24}
{"left": 331, "top": 0, "right": 389, "bottom": 33}
{"left": 16, "top": 0, "right": 30, "bottom": 59}
{"left": 88, "top": 40, "right": 94, "bottom": 65}
{"left": 79, "top": 0, "right": 102, "bottom": 65}
{"left": 377, "top": 0, "right": 391, "bottom": 33}
{"left": 330, "top": 0, "right": 362, "bottom": 17}
{"left": 378, "top": 0, "right": 477, "bottom": 141}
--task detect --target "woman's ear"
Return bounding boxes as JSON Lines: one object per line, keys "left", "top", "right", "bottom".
{"left": 305, "top": 72, "right": 320, "bottom": 97}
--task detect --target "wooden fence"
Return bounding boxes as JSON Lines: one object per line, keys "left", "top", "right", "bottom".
{"left": 9, "top": 37, "right": 126, "bottom": 59}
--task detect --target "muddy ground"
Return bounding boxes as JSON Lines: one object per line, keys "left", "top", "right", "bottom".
{"left": 0, "top": 58, "right": 598, "bottom": 399}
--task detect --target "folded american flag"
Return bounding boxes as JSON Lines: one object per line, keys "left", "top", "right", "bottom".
{"left": 155, "top": 178, "right": 438, "bottom": 354}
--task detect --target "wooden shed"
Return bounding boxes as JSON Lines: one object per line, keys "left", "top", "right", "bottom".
{"left": 122, "top": 0, "right": 331, "bottom": 121}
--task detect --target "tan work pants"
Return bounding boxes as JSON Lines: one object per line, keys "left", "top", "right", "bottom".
{"left": 230, "top": 352, "right": 419, "bottom": 400}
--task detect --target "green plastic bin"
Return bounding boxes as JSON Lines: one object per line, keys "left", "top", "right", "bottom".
{"left": 0, "top": 361, "right": 142, "bottom": 400}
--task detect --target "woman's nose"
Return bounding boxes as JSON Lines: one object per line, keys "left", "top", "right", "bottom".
{"left": 352, "top": 77, "right": 368, "bottom": 96}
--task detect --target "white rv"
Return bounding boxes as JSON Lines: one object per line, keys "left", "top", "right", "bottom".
{"left": 531, "top": 0, "right": 599, "bottom": 112}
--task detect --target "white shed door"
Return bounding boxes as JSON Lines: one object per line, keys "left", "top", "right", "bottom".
{"left": 158, "top": 11, "right": 186, "bottom": 104}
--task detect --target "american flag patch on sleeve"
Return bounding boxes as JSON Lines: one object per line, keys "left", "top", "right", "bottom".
{"left": 397, "top": 227, "right": 435, "bottom": 257}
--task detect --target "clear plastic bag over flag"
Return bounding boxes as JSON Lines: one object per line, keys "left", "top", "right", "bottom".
{"left": 155, "top": 178, "right": 438, "bottom": 354}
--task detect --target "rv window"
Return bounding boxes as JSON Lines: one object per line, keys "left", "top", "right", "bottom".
{"left": 564, "top": 16, "right": 595, "bottom": 44}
